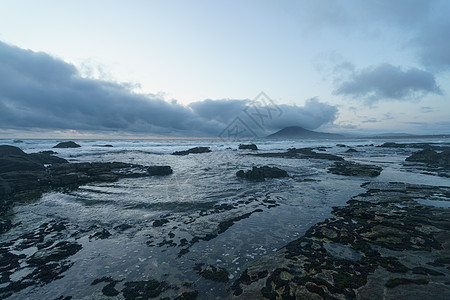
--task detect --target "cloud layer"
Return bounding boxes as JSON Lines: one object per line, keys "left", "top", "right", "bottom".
{"left": 0, "top": 41, "right": 338, "bottom": 136}
{"left": 334, "top": 64, "right": 441, "bottom": 103}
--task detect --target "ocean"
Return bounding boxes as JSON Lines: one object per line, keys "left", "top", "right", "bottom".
{"left": 1, "top": 137, "right": 449, "bottom": 299}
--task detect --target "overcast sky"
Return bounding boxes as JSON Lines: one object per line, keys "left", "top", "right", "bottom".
{"left": 0, "top": 0, "right": 449, "bottom": 137}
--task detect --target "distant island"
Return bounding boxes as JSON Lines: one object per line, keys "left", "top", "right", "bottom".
{"left": 266, "top": 126, "right": 344, "bottom": 139}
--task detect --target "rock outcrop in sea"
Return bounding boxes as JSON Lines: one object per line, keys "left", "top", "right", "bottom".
{"left": 328, "top": 161, "right": 382, "bottom": 177}
{"left": 236, "top": 166, "right": 289, "bottom": 181}
{"left": 172, "top": 146, "right": 211, "bottom": 155}
{"left": 238, "top": 144, "right": 258, "bottom": 150}
{"left": 53, "top": 141, "right": 81, "bottom": 148}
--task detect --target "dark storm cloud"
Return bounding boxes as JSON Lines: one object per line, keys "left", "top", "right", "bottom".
{"left": 334, "top": 64, "right": 441, "bottom": 103}
{"left": 0, "top": 41, "right": 338, "bottom": 136}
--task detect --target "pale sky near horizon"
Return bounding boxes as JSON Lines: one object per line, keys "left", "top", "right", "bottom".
{"left": 0, "top": 0, "right": 449, "bottom": 137}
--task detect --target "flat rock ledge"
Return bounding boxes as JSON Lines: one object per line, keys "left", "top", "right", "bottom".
{"left": 236, "top": 166, "right": 289, "bottom": 181}
{"left": 172, "top": 146, "right": 211, "bottom": 155}
{"left": 231, "top": 182, "right": 450, "bottom": 299}
{"left": 328, "top": 161, "right": 383, "bottom": 177}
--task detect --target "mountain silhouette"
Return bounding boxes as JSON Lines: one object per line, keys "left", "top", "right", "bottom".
{"left": 266, "top": 126, "right": 344, "bottom": 139}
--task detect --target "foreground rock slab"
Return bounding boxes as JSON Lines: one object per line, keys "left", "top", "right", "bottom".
{"left": 231, "top": 182, "right": 450, "bottom": 299}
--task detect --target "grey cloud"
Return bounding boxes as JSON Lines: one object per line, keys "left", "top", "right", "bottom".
{"left": 412, "top": 18, "right": 450, "bottom": 71}
{"left": 334, "top": 64, "right": 441, "bottom": 103}
{"left": 267, "top": 98, "right": 338, "bottom": 131}
{"left": 0, "top": 41, "right": 338, "bottom": 136}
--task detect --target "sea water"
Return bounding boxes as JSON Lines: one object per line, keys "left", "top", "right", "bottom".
{"left": 1, "top": 137, "right": 449, "bottom": 299}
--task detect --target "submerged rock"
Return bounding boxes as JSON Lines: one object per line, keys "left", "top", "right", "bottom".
{"left": 238, "top": 144, "right": 258, "bottom": 150}
{"left": 53, "top": 141, "right": 81, "bottom": 148}
{"left": 172, "top": 147, "right": 211, "bottom": 155}
{"left": 236, "top": 166, "right": 288, "bottom": 181}
{"left": 328, "top": 161, "right": 382, "bottom": 177}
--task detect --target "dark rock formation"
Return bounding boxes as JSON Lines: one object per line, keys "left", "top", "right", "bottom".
{"left": 345, "top": 148, "right": 358, "bottom": 153}
{"left": 53, "top": 141, "right": 81, "bottom": 148}
{"left": 251, "top": 147, "right": 344, "bottom": 161}
{"left": 172, "top": 147, "right": 211, "bottom": 155}
{"left": 328, "top": 161, "right": 382, "bottom": 177}
{"left": 194, "top": 263, "right": 229, "bottom": 282}
{"left": 0, "top": 145, "right": 173, "bottom": 233}
{"left": 122, "top": 280, "right": 169, "bottom": 299}
{"left": 231, "top": 182, "right": 450, "bottom": 299}
{"left": 239, "top": 144, "right": 258, "bottom": 150}
{"left": 236, "top": 166, "right": 288, "bottom": 181}
{"left": 378, "top": 142, "right": 450, "bottom": 151}
{"left": 406, "top": 148, "right": 450, "bottom": 165}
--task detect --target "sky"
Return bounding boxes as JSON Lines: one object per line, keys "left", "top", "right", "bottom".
{"left": 0, "top": 0, "right": 449, "bottom": 138}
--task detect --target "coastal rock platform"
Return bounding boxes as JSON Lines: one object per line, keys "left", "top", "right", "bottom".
{"left": 231, "top": 182, "right": 450, "bottom": 299}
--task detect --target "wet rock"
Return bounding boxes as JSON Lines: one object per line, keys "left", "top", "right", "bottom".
{"left": 175, "top": 289, "right": 199, "bottom": 299}
{"left": 385, "top": 278, "right": 429, "bottom": 288}
{"left": 239, "top": 144, "right": 258, "bottom": 150}
{"left": 345, "top": 148, "right": 358, "bottom": 153}
{"left": 194, "top": 264, "right": 229, "bottom": 282}
{"left": 172, "top": 147, "right": 211, "bottom": 155}
{"left": 236, "top": 166, "right": 288, "bottom": 181}
{"left": 378, "top": 142, "right": 450, "bottom": 151}
{"left": 122, "top": 279, "right": 169, "bottom": 299}
{"left": 89, "top": 228, "right": 112, "bottom": 240}
{"left": 0, "top": 219, "right": 12, "bottom": 234}
{"left": 28, "top": 241, "right": 82, "bottom": 265}
{"left": 328, "top": 161, "right": 382, "bottom": 177}
{"left": 91, "top": 277, "right": 121, "bottom": 296}
{"left": 147, "top": 165, "right": 173, "bottom": 176}
{"left": 40, "top": 150, "right": 58, "bottom": 155}
{"left": 153, "top": 218, "right": 170, "bottom": 227}
{"left": 28, "top": 153, "right": 69, "bottom": 164}
{"left": 231, "top": 183, "right": 450, "bottom": 299}
{"left": 53, "top": 141, "right": 81, "bottom": 148}
{"left": 406, "top": 148, "right": 450, "bottom": 165}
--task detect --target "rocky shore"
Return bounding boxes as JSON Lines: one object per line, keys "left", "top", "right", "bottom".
{"left": 0, "top": 145, "right": 172, "bottom": 233}
{"left": 1, "top": 141, "right": 449, "bottom": 299}
{"left": 231, "top": 181, "right": 450, "bottom": 299}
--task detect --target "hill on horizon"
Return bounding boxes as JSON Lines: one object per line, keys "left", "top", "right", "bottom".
{"left": 266, "top": 126, "right": 344, "bottom": 139}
